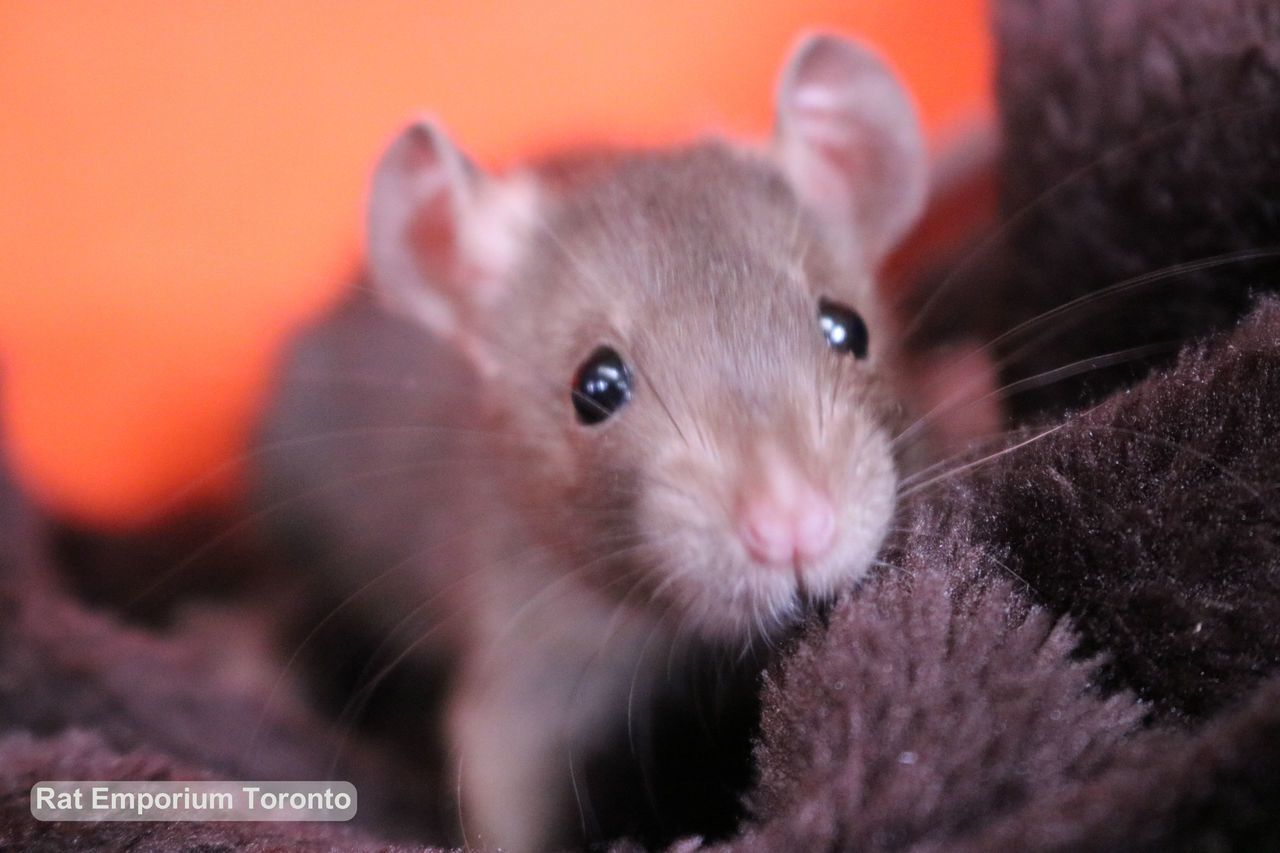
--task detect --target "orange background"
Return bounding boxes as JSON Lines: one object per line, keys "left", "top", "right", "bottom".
{"left": 0, "top": 1, "right": 991, "bottom": 526}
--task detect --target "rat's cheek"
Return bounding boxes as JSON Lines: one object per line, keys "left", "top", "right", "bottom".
{"left": 820, "top": 434, "right": 898, "bottom": 589}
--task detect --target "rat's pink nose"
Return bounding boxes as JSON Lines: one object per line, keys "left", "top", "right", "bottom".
{"left": 738, "top": 483, "right": 836, "bottom": 566}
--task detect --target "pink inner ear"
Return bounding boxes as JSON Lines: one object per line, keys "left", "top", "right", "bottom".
{"left": 365, "top": 119, "right": 479, "bottom": 346}
{"left": 790, "top": 102, "right": 873, "bottom": 220}
{"left": 394, "top": 124, "right": 471, "bottom": 292}
{"left": 407, "top": 181, "right": 471, "bottom": 296}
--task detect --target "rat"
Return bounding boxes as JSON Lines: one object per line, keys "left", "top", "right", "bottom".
{"left": 253, "top": 32, "right": 996, "bottom": 852}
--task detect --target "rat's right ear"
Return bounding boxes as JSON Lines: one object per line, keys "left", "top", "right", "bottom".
{"left": 366, "top": 119, "right": 537, "bottom": 368}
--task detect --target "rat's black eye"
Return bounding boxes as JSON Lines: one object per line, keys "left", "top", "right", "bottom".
{"left": 818, "top": 298, "right": 869, "bottom": 359}
{"left": 572, "top": 346, "right": 634, "bottom": 425}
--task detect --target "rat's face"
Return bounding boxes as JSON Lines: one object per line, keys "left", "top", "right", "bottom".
{"left": 483, "top": 146, "right": 904, "bottom": 644}
{"left": 364, "top": 34, "right": 928, "bottom": 646}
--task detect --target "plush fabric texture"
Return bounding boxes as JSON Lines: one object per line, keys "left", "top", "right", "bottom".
{"left": 3, "top": 0, "right": 1280, "bottom": 850}
{"left": 0, "top": 430, "right": 446, "bottom": 849}
{"left": 988, "top": 0, "right": 1280, "bottom": 420}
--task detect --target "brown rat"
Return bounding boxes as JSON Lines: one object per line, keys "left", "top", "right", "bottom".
{"left": 256, "top": 33, "right": 978, "bottom": 852}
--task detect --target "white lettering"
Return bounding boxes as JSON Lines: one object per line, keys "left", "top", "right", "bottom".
{"left": 33, "top": 781, "right": 352, "bottom": 821}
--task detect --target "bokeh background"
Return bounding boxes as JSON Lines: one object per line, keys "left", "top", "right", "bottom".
{"left": 0, "top": 1, "right": 990, "bottom": 526}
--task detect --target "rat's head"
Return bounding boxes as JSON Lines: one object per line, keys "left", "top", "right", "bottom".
{"left": 365, "top": 34, "right": 928, "bottom": 645}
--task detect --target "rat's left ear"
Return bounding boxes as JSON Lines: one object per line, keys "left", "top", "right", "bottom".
{"left": 773, "top": 34, "right": 928, "bottom": 269}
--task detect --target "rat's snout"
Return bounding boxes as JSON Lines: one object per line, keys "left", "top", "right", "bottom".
{"left": 735, "top": 451, "right": 836, "bottom": 566}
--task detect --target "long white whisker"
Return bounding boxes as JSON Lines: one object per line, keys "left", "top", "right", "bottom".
{"left": 897, "top": 419, "right": 1072, "bottom": 502}
{"left": 892, "top": 341, "right": 1179, "bottom": 456}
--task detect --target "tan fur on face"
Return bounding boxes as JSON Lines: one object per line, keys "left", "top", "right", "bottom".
{"left": 475, "top": 144, "right": 905, "bottom": 646}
